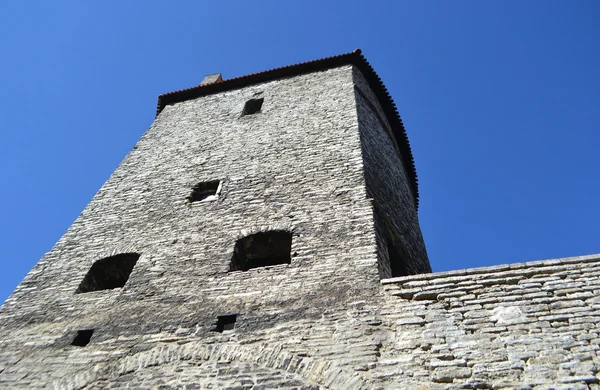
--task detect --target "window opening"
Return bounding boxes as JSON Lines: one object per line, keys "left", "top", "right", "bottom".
{"left": 388, "top": 240, "right": 408, "bottom": 277}
{"left": 374, "top": 206, "right": 409, "bottom": 278}
{"left": 75, "top": 253, "right": 140, "bottom": 293}
{"left": 230, "top": 230, "right": 292, "bottom": 271}
{"left": 242, "top": 98, "right": 264, "bottom": 116}
{"left": 188, "top": 180, "right": 220, "bottom": 203}
{"left": 212, "top": 314, "right": 237, "bottom": 333}
{"left": 71, "top": 329, "right": 94, "bottom": 347}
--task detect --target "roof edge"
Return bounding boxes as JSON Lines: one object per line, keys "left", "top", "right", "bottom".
{"left": 155, "top": 50, "right": 420, "bottom": 208}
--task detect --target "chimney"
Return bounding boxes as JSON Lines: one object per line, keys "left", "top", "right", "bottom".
{"left": 200, "top": 73, "right": 222, "bottom": 85}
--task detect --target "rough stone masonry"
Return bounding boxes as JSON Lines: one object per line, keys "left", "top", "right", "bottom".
{"left": 0, "top": 50, "right": 598, "bottom": 389}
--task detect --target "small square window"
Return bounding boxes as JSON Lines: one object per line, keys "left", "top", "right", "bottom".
{"left": 188, "top": 180, "right": 221, "bottom": 203}
{"left": 71, "top": 329, "right": 94, "bottom": 347}
{"left": 212, "top": 314, "right": 237, "bottom": 333}
{"left": 76, "top": 253, "right": 140, "bottom": 293}
{"left": 242, "top": 98, "right": 264, "bottom": 116}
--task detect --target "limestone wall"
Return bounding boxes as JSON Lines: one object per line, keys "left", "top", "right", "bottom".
{"left": 377, "top": 254, "right": 600, "bottom": 389}
{"left": 2, "top": 254, "right": 598, "bottom": 389}
{"left": 0, "top": 65, "right": 383, "bottom": 389}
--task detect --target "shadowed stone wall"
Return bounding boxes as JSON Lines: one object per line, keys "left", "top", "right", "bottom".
{"left": 353, "top": 68, "right": 430, "bottom": 278}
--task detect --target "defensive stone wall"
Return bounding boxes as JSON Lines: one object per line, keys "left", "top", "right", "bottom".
{"left": 2, "top": 254, "right": 598, "bottom": 389}
{"left": 376, "top": 254, "right": 600, "bottom": 389}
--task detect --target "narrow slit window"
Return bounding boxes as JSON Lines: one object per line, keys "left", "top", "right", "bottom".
{"left": 388, "top": 240, "right": 408, "bottom": 277}
{"left": 212, "top": 314, "right": 237, "bottom": 333}
{"left": 71, "top": 329, "right": 94, "bottom": 347}
{"left": 230, "top": 230, "right": 292, "bottom": 271}
{"left": 188, "top": 180, "right": 220, "bottom": 203}
{"left": 75, "top": 253, "right": 140, "bottom": 293}
{"left": 242, "top": 98, "right": 264, "bottom": 116}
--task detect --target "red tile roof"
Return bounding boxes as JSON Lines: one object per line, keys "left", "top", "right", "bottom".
{"left": 156, "top": 49, "right": 419, "bottom": 208}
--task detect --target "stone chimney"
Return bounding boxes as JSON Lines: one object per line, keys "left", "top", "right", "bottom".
{"left": 200, "top": 73, "right": 222, "bottom": 85}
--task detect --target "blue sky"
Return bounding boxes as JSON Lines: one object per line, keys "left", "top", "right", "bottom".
{"left": 1, "top": 1, "right": 599, "bottom": 303}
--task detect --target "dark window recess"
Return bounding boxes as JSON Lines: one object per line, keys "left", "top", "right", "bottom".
{"left": 242, "top": 98, "right": 264, "bottom": 116}
{"left": 75, "top": 253, "right": 140, "bottom": 293}
{"left": 388, "top": 241, "right": 408, "bottom": 277}
{"left": 71, "top": 329, "right": 94, "bottom": 347}
{"left": 230, "top": 230, "right": 292, "bottom": 271}
{"left": 212, "top": 314, "right": 237, "bottom": 333}
{"left": 188, "top": 180, "right": 220, "bottom": 202}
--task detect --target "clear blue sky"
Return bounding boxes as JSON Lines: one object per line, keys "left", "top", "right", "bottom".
{"left": 1, "top": 1, "right": 599, "bottom": 303}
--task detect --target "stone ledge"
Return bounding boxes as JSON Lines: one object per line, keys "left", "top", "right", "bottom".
{"left": 381, "top": 253, "right": 600, "bottom": 285}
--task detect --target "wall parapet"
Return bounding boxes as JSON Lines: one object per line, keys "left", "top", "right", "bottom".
{"left": 381, "top": 253, "right": 600, "bottom": 286}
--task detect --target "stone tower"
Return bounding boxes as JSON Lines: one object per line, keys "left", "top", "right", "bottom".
{"left": 0, "top": 49, "right": 430, "bottom": 388}
{"left": 3, "top": 51, "right": 597, "bottom": 389}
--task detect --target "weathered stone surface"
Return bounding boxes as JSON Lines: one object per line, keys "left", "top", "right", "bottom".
{"left": 432, "top": 366, "right": 472, "bottom": 382}
{"left": 380, "top": 254, "right": 600, "bottom": 388}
